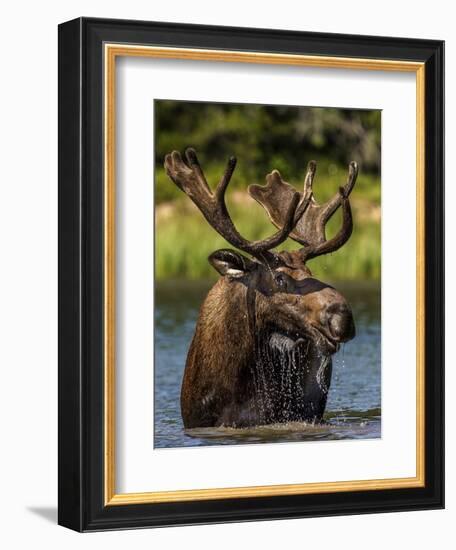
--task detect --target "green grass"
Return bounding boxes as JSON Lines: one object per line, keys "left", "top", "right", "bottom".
{"left": 155, "top": 174, "right": 380, "bottom": 281}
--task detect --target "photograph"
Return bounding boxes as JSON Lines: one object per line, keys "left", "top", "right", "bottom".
{"left": 154, "top": 99, "right": 382, "bottom": 448}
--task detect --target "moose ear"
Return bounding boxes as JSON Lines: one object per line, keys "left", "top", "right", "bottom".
{"left": 208, "top": 249, "right": 256, "bottom": 278}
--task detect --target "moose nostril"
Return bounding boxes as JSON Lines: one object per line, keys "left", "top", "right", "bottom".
{"left": 327, "top": 305, "right": 355, "bottom": 341}
{"left": 329, "top": 313, "right": 344, "bottom": 336}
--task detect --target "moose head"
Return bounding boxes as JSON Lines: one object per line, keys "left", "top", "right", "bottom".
{"left": 164, "top": 148, "right": 357, "bottom": 429}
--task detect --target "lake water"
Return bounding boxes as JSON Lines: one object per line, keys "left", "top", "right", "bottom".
{"left": 154, "top": 279, "right": 381, "bottom": 448}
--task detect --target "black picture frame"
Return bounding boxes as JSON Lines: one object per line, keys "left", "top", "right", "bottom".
{"left": 58, "top": 17, "right": 444, "bottom": 531}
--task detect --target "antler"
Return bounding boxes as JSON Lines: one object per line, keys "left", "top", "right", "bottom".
{"left": 164, "top": 148, "right": 301, "bottom": 265}
{"left": 248, "top": 160, "right": 358, "bottom": 261}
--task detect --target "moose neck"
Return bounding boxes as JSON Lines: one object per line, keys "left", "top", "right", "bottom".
{"left": 194, "top": 277, "right": 255, "bottom": 378}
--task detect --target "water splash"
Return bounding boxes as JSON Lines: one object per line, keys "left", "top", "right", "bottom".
{"left": 250, "top": 328, "right": 332, "bottom": 425}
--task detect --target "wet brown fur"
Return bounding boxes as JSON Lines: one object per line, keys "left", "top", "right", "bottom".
{"left": 181, "top": 251, "right": 353, "bottom": 428}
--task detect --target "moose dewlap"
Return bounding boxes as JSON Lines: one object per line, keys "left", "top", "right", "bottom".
{"left": 164, "top": 148, "right": 357, "bottom": 429}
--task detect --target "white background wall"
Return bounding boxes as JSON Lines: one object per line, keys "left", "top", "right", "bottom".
{"left": 0, "top": 1, "right": 451, "bottom": 547}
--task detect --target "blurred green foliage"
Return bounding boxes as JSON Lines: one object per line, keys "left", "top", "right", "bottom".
{"left": 155, "top": 100, "right": 380, "bottom": 203}
{"left": 154, "top": 100, "right": 381, "bottom": 280}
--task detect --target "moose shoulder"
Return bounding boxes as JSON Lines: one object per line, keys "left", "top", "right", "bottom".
{"left": 164, "top": 148, "right": 357, "bottom": 429}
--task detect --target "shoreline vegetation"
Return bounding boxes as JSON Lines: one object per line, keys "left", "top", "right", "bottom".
{"left": 155, "top": 166, "right": 380, "bottom": 281}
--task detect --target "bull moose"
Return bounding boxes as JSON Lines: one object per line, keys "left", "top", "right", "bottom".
{"left": 164, "top": 148, "right": 357, "bottom": 429}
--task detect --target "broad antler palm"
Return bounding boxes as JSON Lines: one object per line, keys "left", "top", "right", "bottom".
{"left": 164, "top": 148, "right": 302, "bottom": 265}
{"left": 248, "top": 160, "right": 358, "bottom": 261}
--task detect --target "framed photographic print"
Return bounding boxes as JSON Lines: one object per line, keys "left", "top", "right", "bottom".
{"left": 58, "top": 17, "right": 444, "bottom": 531}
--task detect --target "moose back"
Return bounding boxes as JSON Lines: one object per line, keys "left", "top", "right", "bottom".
{"left": 165, "top": 148, "right": 357, "bottom": 429}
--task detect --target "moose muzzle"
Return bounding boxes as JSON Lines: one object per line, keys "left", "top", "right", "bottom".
{"left": 326, "top": 303, "right": 356, "bottom": 342}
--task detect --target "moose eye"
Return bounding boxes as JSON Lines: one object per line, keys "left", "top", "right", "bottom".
{"left": 274, "top": 273, "right": 287, "bottom": 290}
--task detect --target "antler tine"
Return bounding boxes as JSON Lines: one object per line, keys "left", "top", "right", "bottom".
{"left": 319, "top": 161, "right": 358, "bottom": 224}
{"left": 305, "top": 190, "right": 354, "bottom": 259}
{"left": 298, "top": 160, "right": 358, "bottom": 259}
{"left": 164, "top": 148, "right": 301, "bottom": 264}
{"left": 303, "top": 160, "right": 317, "bottom": 197}
{"left": 293, "top": 160, "right": 317, "bottom": 223}
{"left": 184, "top": 148, "right": 212, "bottom": 193}
{"left": 215, "top": 155, "right": 237, "bottom": 201}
